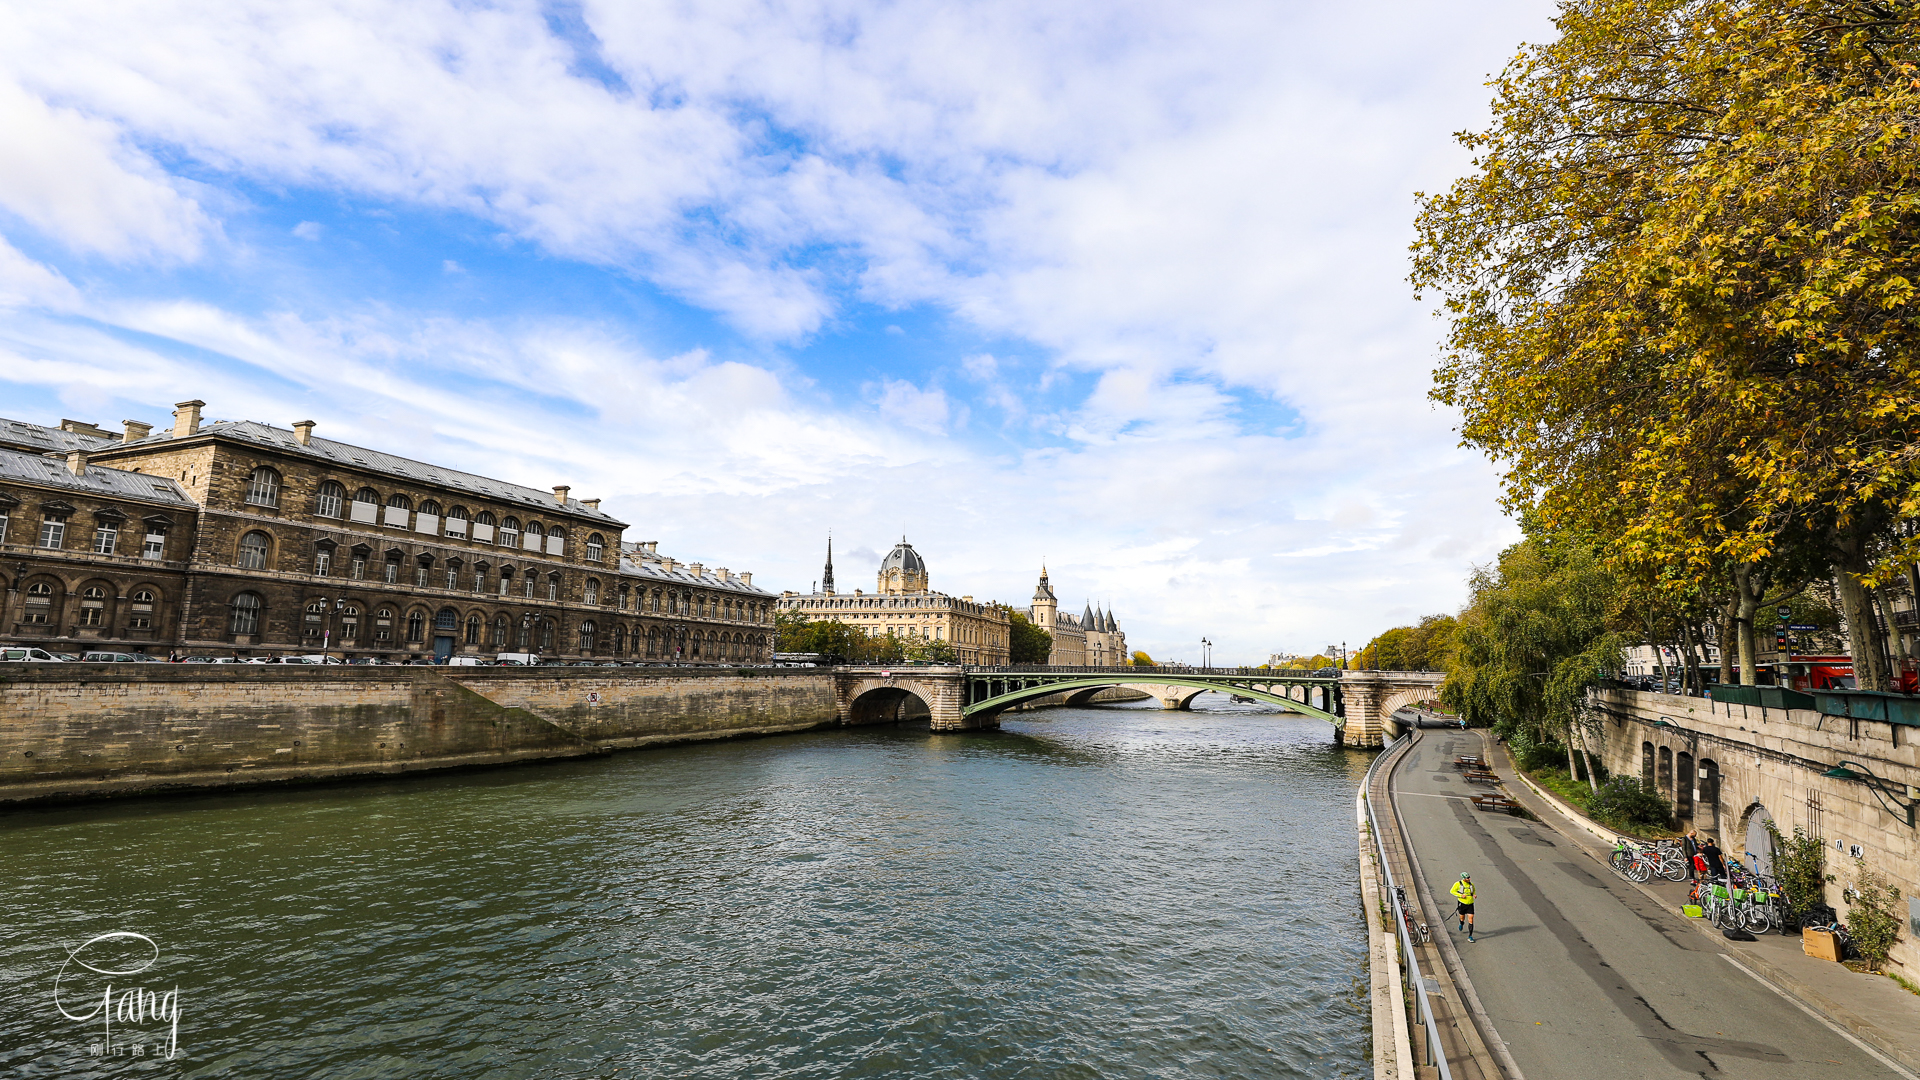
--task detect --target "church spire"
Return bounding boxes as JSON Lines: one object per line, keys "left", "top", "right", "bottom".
{"left": 822, "top": 535, "right": 835, "bottom": 596}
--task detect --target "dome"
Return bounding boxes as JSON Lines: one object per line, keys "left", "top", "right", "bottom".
{"left": 882, "top": 540, "right": 925, "bottom": 573}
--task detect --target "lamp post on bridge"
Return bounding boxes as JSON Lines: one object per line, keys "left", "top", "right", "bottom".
{"left": 1201, "top": 637, "right": 1212, "bottom": 671}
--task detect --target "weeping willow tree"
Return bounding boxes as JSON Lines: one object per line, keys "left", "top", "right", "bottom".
{"left": 1444, "top": 528, "right": 1629, "bottom": 789}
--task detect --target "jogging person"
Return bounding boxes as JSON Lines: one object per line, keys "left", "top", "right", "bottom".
{"left": 1450, "top": 874, "right": 1476, "bottom": 941}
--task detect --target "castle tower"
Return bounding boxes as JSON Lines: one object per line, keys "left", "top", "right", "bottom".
{"left": 1030, "top": 565, "right": 1057, "bottom": 633}
{"left": 878, "top": 537, "right": 928, "bottom": 594}
{"left": 822, "top": 537, "right": 836, "bottom": 596}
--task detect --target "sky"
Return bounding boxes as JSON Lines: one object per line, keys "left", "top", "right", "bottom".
{"left": 0, "top": 0, "right": 1553, "bottom": 665}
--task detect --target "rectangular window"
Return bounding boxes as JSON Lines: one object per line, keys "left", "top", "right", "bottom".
{"left": 383, "top": 505, "right": 409, "bottom": 528}
{"left": 129, "top": 602, "right": 153, "bottom": 630}
{"left": 315, "top": 551, "right": 332, "bottom": 576}
{"left": 523, "top": 531, "right": 541, "bottom": 552}
{"left": 499, "top": 577, "right": 510, "bottom": 596}
{"left": 546, "top": 534, "right": 565, "bottom": 556}
{"left": 414, "top": 566, "right": 428, "bottom": 588}
{"left": 79, "top": 601, "right": 103, "bottom": 626}
{"left": 524, "top": 578, "right": 535, "bottom": 597}
{"left": 444, "top": 516, "right": 468, "bottom": 537}
{"left": 547, "top": 579, "right": 559, "bottom": 600}
{"left": 351, "top": 557, "right": 367, "bottom": 580}
{"left": 472, "top": 522, "right": 494, "bottom": 543}
{"left": 142, "top": 530, "right": 165, "bottom": 560}
{"left": 92, "top": 524, "right": 117, "bottom": 555}
{"left": 0, "top": 511, "right": 9, "bottom": 544}
{"left": 446, "top": 568, "right": 458, "bottom": 590}
{"left": 39, "top": 518, "right": 65, "bottom": 549}
{"left": 384, "top": 562, "right": 399, "bottom": 584}
{"left": 415, "top": 513, "right": 439, "bottom": 535}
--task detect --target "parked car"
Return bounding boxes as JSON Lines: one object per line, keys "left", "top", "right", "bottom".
{"left": 181, "top": 655, "right": 245, "bottom": 664}
{"left": 495, "top": 652, "right": 540, "bottom": 665}
{"left": 1, "top": 646, "right": 68, "bottom": 661}
{"left": 80, "top": 651, "right": 163, "bottom": 663}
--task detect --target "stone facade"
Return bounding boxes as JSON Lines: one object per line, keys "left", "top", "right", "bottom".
{"left": 1027, "top": 566, "right": 1127, "bottom": 667}
{"left": 776, "top": 539, "right": 1011, "bottom": 664}
{"left": 0, "top": 405, "right": 775, "bottom": 662}
{"left": 1592, "top": 687, "right": 1919, "bottom": 974}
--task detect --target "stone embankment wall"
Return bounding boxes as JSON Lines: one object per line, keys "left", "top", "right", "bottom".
{"left": 1593, "top": 687, "right": 1919, "bottom": 973}
{"left": 0, "top": 667, "right": 839, "bottom": 804}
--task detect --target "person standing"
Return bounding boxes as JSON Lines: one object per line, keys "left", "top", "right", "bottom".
{"left": 1698, "top": 835, "right": 1727, "bottom": 881}
{"left": 1450, "top": 874, "right": 1476, "bottom": 942}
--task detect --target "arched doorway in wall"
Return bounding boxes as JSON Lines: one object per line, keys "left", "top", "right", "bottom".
{"left": 848, "top": 687, "right": 934, "bottom": 727}
{"left": 1742, "top": 803, "right": 1776, "bottom": 877}
{"left": 1657, "top": 746, "right": 1673, "bottom": 799}
{"left": 1675, "top": 751, "right": 1695, "bottom": 821}
{"left": 1698, "top": 758, "right": 1721, "bottom": 836}
{"left": 433, "top": 608, "right": 458, "bottom": 660}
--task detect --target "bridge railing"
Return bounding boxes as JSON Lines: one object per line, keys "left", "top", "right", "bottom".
{"left": 965, "top": 665, "right": 1337, "bottom": 678}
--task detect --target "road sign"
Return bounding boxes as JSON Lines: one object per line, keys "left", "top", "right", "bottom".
{"left": 1788, "top": 623, "right": 1819, "bottom": 632}
{"left": 586, "top": 691, "right": 601, "bottom": 706}
{"left": 1777, "top": 607, "right": 1792, "bottom": 619}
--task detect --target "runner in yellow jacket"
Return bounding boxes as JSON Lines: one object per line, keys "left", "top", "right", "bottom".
{"left": 1450, "top": 874, "right": 1476, "bottom": 941}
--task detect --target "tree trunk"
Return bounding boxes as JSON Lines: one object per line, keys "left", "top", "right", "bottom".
{"left": 1680, "top": 623, "right": 1699, "bottom": 696}
{"left": 1719, "top": 602, "right": 1736, "bottom": 686}
{"left": 1733, "top": 563, "right": 1761, "bottom": 685}
{"left": 1875, "top": 586, "right": 1909, "bottom": 669}
{"left": 1566, "top": 737, "right": 1584, "bottom": 783}
{"left": 1835, "top": 562, "right": 1889, "bottom": 692}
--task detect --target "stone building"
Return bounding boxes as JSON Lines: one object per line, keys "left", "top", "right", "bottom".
{"left": 0, "top": 403, "right": 774, "bottom": 663}
{"left": 1028, "top": 566, "right": 1127, "bottom": 667}
{"left": 776, "top": 538, "right": 1011, "bottom": 665}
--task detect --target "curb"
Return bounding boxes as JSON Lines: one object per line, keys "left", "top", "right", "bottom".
{"left": 1358, "top": 784, "right": 1415, "bottom": 1080}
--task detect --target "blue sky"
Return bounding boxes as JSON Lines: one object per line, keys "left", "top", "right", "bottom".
{"left": 0, "top": 0, "right": 1553, "bottom": 663}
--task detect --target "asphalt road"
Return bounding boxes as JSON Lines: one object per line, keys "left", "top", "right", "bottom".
{"left": 1392, "top": 728, "right": 1907, "bottom": 1080}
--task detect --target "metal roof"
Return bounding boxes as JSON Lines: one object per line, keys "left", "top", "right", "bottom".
{"left": 0, "top": 446, "right": 196, "bottom": 509}
{"left": 616, "top": 551, "right": 771, "bottom": 596}
{"left": 0, "top": 417, "right": 117, "bottom": 456}
{"left": 101, "top": 419, "right": 626, "bottom": 527}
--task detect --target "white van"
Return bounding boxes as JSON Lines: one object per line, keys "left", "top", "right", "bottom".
{"left": 445, "top": 655, "right": 489, "bottom": 667}
{"left": 0, "top": 646, "right": 66, "bottom": 662}
{"left": 495, "top": 653, "right": 539, "bottom": 665}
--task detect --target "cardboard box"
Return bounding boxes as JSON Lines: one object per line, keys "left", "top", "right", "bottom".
{"left": 1803, "top": 928, "right": 1841, "bottom": 962}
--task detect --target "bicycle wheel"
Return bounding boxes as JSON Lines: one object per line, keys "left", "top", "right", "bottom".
{"left": 1660, "top": 857, "right": 1688, "bottom": 882}
{"left": 1742, "top": 904, "right": 1773, "bottom": 935}
{"left": 1628, "top": 858, "right": 1654, "bottom": 883}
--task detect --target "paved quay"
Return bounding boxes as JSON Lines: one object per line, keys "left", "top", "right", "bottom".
{"left": 1388, "top": 725, "right": 1917, "bottom": 1080}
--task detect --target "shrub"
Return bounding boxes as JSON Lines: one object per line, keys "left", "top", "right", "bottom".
{"left": 1765, "top": 823, "right": 1834, "bottom": 924}
{"left": 1846, "top": 859, "right": 1905, "bottom": 973}
{"left": 1585, "top": 776, "right": 1672, "bottom": 830}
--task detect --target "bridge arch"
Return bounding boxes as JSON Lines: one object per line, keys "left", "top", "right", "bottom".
{"left": 837, "top": 672, "right": 958, "bottom": 727}
{"left": 967, "top": 675, "right": 1344, "bottom": 730}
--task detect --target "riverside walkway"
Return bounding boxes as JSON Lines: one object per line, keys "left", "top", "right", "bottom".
{"left": 1384, "top": 724, "right": 1916, "bottom": 1080}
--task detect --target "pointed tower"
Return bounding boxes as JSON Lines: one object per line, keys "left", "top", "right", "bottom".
{"left": 821, "top": 536, "right": 836, "bottom": 596}
{"left": 1030, "top": 565, "right": 1058, "bottom": 634}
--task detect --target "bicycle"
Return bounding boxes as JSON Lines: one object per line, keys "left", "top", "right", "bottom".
{"left": 1393, "top": 886, "right": 1430, "bottom": 945}
{"left": 1608, "top": 838, "right": 1657, "bottom": 882}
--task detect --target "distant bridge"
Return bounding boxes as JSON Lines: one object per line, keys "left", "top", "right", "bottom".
{"left": 831, "top": 665, "right": 1444, "bottom": 747}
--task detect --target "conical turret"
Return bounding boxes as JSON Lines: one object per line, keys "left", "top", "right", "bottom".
{"left": 821, "top": 536, "right": 835, "bottom": 596}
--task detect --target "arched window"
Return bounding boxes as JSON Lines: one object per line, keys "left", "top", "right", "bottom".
{"left": 316, "top": 480, "right": 345, "bottom": 518}
{"left": 465, "top": 613, "right": 481, "bottom": 645}
{"left": 611, "top": 624, "right": 626, "bottom": 655}
{"left": 406, "top": 610, "right": 426, "bottom": 642}
{"left": 246, "top": 467, "right": 281, "bottom": 508}
{"left": 304, "top": 600, "right": 325, "bottom": 639}
{"left": 23, "top": 581, "right": 54, "bottom": 624}
{"left": 524, "top": 521, "right": 545, "bottom": 552}
{"left": 341, "top": 604, "right": 360, "bottom": 640}
{"left": 229, "top": 592, "right": 262, "bottom": 636}
{"left": 500, "top": 517, "right": 521, "bottom": 548}
{"left": 386, "top": 493, "right": 412, "bottom": 510}
{"left": 445, "top": 506, "right": 469, "bottom": 537}
{"left": 374, "top": 607, "right": 394, "bottom": 642}
{"left": 547, "top": 526, "right": 565, "bottom": 556}
{"left": 540, "top": 618, "right": 555, "bottom": 651}
{"left": 78, "top": 585, "right": 107, "bottom": 626}
{"left": 351, "top": 487, "right": 380, "bottom": 524}
{"left": 586, "top": 533, "right": 605, "bottom": 563}
{"left": 419, "top": 500, "right": 442, "bottom": 517}
{"left": 236, "top": 531, "right": 271, "bottom": 570}
{"left": 579, "top": 620, "right": 596, "bottom": 653}
{"left": 584, "top": 579, "right": 600, "bottom": 605}
{"left": 491, "top": 616, "right": 508, "bottom": 647}
{"left": 646, "top": 627, "right": 658, "bottom": 657}
{"left": 384, "top": 493, "right": 411, "bottom": 528}
{"left": 128, "top": 588, "right": 157, "bottom": 630}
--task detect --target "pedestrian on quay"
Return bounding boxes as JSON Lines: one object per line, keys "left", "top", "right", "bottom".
{"left": 1681, "top": 829, "right": 1700, "bottom": 879}
{"left": 1698, "top": 835, "right": 1727, "bottom": 881}
{"left": 1450, "top": 873, "right": 1476, "bottom": 942}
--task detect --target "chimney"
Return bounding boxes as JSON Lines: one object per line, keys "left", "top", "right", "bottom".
{"left": 552, "top": 485, "right": 570, "bottom": 504}
{"left": 61, "top": 419, "right": 112, "bottom": 438}
{"left": 716, "top": 567, "right": 730, "bottom": 581}
{"left": 172, "top": 400, "right": 205, "bottom": 438}
{"left": 646, "top": 541, "right": 658, "bottom": 555}
{"left": 293, "top": 420, "right": 316, "bottom": 446}
{"left": 689, "top": 563, "right": 704, "bottom": 578}
{"left": 67, "top": 450, "right": 88, "bottom": 476}
{"left": 582, "top": 498, "right": 600, "bottom": 511}
{"left": 661, "top": 557, "right": 676, "bottom": 573}
{"left": 122, "top": 420, "right": 152, "bottom": 443}
{"left": 740, "top": 572, "right": 752, "bottom": 587}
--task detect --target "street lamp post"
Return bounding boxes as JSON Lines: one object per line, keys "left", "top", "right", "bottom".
{"left": 1201, "top": 637, "right": 1212, "bottom": 671}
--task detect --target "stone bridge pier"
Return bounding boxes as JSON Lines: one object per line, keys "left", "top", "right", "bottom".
{"left": 1337, "top": 670, "right": 1446, "bottom": 746}
{"left": 834, "top": 666, "right": 976, "bottom": 730}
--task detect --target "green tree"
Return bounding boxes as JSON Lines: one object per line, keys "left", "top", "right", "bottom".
{"left": 1444, "top": 526, "right": 1628, "bottom": 790}
{"left": 1845, "top": 858, "right": 1905, "bottom": 973}
{"left": 1412, "top": 0, "right": 1920, "bottom": 689}
{"left": 905, "top": 638, "right": 960, "bottom": 664}
{"left": 1131, "top": 650, "right": 1155, "bottom": 666}
{"left": 1007, "top": 610, "right": 1053, "bottom": 664}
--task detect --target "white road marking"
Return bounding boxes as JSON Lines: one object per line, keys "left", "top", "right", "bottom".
{"left": 1718, "top": 954, "right": 1920, "bottom": 1080}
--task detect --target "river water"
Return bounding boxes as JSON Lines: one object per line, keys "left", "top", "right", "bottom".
{"left": 0, "top": 697, "right": 1373, "bottom": 1079}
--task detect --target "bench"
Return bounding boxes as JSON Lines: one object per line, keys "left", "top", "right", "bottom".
{"left": 1472, "top": 794, "right": 1518, "bottom": 813}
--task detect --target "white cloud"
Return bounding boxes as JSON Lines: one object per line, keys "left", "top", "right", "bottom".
{"left": 292, "top": 221, "right": 323, "bottom": 240}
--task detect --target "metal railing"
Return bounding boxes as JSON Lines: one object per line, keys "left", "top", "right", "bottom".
{"left": 1362, "top": 733, "right": 1454, "bottom": 1080}
{"left": 967, "top": 664, "right": 1337, "bottom": 677}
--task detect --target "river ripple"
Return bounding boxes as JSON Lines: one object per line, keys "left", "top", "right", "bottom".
{"left": 0, "top": 697, "right": 1372, "bottom": 1079}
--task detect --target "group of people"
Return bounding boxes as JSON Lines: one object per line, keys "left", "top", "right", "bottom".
{"left": 1683, "top": 830, "right": 1727, "bottom": 881}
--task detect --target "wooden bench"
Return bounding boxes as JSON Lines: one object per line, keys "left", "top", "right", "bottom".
{"left": 1472, "top": 794, "right": 1518, "bottom": 813}
{"left": 1464, "top": 771, "right": 1501, "bottom": 786}
{"left": 1453, "top": 756, "right": 1486, "bottom": 771}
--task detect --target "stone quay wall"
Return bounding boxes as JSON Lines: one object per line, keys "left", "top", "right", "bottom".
{"left": 0, "top": 666, "right": 840, "bottom": 804}
{"left": 1591, "top": 687, "right": 1920, "bottom": 973}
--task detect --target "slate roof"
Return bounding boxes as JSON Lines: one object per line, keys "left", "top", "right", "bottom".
{"left": 105, "top": 419, "right": 627, "bottom": 526}
{"left": 0, "top": 417, "right": 117, "bottom": 456}
{"left": 0, "top": 446, "right": 196, "bottom": 509}
{"left": 618, "top": 544, "right": 771, "bottom": 596}
{"left": 881, "top": 539, "right": 925, "bottom": 573}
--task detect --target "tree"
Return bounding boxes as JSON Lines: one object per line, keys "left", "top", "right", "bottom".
{"left": 1444, "top": 526, "right": 1628, "bottom": 790}
{"left": 1007, "top": 610, "right": 1053, "bottom": 664}
{"left": 1413, "top": 0, "right": 1920, "bottom": 689}
{"left": 905, "top": 638, "right": 960, "bottom": 664}
{"left": 1359, "top": 615, "right": 1458, "bottom": 671}
{"left": 1131, "top": 650, "right": 1155, "bottom": 666}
